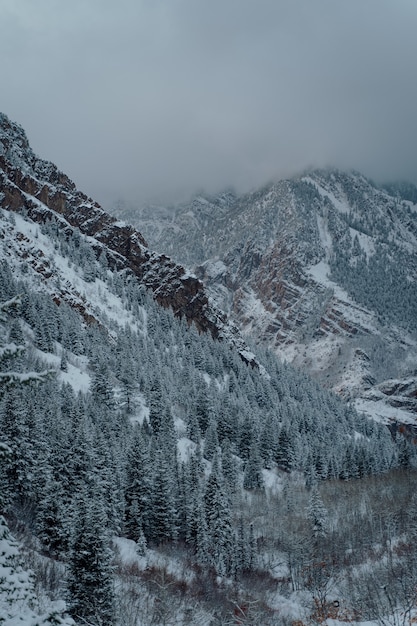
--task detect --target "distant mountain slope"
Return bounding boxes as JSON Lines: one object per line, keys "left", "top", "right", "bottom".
{"left": 115, "top": 169, "right": 417, "bottom": 425}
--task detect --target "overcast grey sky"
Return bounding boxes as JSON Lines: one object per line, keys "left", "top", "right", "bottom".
{"left": 1, "top": 0, "right": 417, "bottom": 207}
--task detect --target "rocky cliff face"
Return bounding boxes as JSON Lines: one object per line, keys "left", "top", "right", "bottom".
{"left": 119, "top": 169, "right": 417, "bottom": 424}
{"left": 0, "top": 113, "right": 258, "bottom": 365}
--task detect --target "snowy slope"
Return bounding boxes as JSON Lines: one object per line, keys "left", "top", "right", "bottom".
{"left": 117, "top": 168, "right": 417, "bottom": 427}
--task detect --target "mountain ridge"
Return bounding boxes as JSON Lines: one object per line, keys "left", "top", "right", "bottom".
{"left": 112, "top": 167, "right": 417, "bottom": 425}
{"left": 0, "top": 112, "right": 259, "bottom": 366}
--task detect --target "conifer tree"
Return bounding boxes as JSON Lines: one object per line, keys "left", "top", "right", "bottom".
{"left": 221, "top": 438, "right": 240, "bottom": 498}
{"left": 91, "top": 361, "right": 115, "bottom": 410}
{"left": 259, "top": 412, "right": 277, "bottom": 468}
{"left": 67, "top": 491, "right": 114, "bottom": 625}
{"left": 149, "top": 460, "right": 177, "bottom": 545}
{"left": 204, "top": 418, "right": 219, "bottom": 461}
{"left": 195, "top": 500, "right": 210, "bottom": 568}
{"left": 186, "top": 411, "right": 201, "bottom": 444}
{"left": 195, "top": 382, "right": 211, "bottom": 433}
{"left": 183, "top": 453, "right": 204, "bottom": 548}
{"left": 308, "top": 486, "right": 328, "bottom": 541}
{"left": 204, "top": 454, "right": 234, "bottom": 576}
{"left": 0, "top": 390, "right": 34, "bottom": 506}
{"left": 243, "top": 443, "right": 264, "bottom": 491}
{"left": 276, "top": 426, "right": 295, "bottom": 471}
{"left": 124, "top": 427, "right": 153, "bottom": 541}
{"left": 147, "top": 377, "right": 165, "bottom": 434}
{"left": 0, "top": 513, "right": 34, "bottom": 617}
{"left": 36, "top": 469, "right": 71, "bottom": 556}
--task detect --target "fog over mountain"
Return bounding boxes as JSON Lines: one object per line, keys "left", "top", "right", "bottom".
{"left": 1, "top": 0, "right": 417, "bottom": 206}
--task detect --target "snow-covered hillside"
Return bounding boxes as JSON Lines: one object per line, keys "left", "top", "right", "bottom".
{"left": 116, "top": 169, "right": 417, "bottom": 428}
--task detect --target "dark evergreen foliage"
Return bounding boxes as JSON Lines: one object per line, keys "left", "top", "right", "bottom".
{"left": 67, "top": 491, "right": 115, "bottom": 625}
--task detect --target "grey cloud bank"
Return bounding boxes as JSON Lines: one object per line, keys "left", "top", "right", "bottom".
{"left": 1, "top": 0, "right": 417, "bottom": 207}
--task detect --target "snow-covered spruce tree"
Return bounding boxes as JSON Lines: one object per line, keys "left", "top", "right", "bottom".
{"left": 276, "top": 425, "right": 296, "bottom": 472}
{"left": 147, "top": 446, "right": 178, "bottom": 545}
{"left": 194, "top": 381, "right": 211, "bottom": 433}
{"left": 194, "top": 510, "right": 210, "bottom": 572}
{"left": 0, "top": 390, "right": 33, "bottom": 507}
{"left": 216, "top": 400, "right": 236, "bottom": 444}
{"left": 0, "top": 295, "right": 49, "bottom": 392}
{"left": 221, "top": 438, "right": 240, "bottom": 498}
{"left": 259, "top": 412, "right": 278, "bottom": 469}
{"left": 243, "top": 441, "right": 264, "bottom": 491}
{"left": 66, "top": 489, "right": 114, "bottom": 625}
{"left": 35, "top": 469, "right": 72, "bottom": 557}
{"left": 180, "top": 451, "right": 202, "bottom": 548}
{"left": 204, "top": 453, "right": 234, "bottom": 576}
{"left": 147, "top": 376, "right": 165, "bottom": 434}
{"left": 186, "top": 410, "right": 202, "bottom": 444}
{"left": 91, "top": 361, "right": 115, "bottom": 411}
{"left": 204, "top": 417, "right": 220, "bottom": 461}
{"left": 0, "top": 503, "right": 32, "bottom": 618}
{"left": 124, "top": 425, "right": 153, "bottom": 542}
{"left": 235, "top": 518, "right": 256, "bottom": 575}
{"left": 307, "top": 486, "right": 328, "bottom": 543}
{"left": 238, "top": 412, "right": 256, "bottom": 461}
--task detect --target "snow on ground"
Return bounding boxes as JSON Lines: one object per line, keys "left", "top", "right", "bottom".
{"left": 32, "top": 348, "right": 61, "bottom": 368}
{"left": 301, "top": 176, "right": 350, "bottom": 214}
{"left": 0, "top": 515, "right": 74, "bottom": 626}
{"left": 202, "top": 259, "right": 227, "bottom": 278}
{"left": 308, "top": 260, "right": 346, "bottom": 301}
{"left": 33, "top": 347, "right": 91, "bottom": 394}
{"left": 177, "top": 437, "right": 197, "bottom": 463}
{"left": 174, "top": 417, "right": 187, "bottom": 437}
{"left": 1, "top": 207, "right": 146, "bottom": 335}
{"left": 350, "top": 228, "right": 375, "bottom": 258}
{"left": 113, "top": 537, "right": 195, "bottom": 583}
{"left": 316, "top": 212, "right": 333, "bottom": 258}
{"left": 308, "top": 260, "right": 378, "bottom": 334}
{"left": 262, "top": 468, "right": 285, "bottom": 497}
{"left": 180, "top": 269, "right": 197, "bottom": 280}
{"left": 236, "top": 286, "right": 277, "bottom": 335}
{"left": 355, "top": 397, "right": 417, "bottom": 426}
{"left": 59, "top": 362, "right": 91, "bottom": 394}
{"left": 214, "top": 373, "right": 229, "bottom": 393}
{"left": 112, "top": 536, "right": 143, "bottom": 566}
{"left": 267, "top": 590, "right": 311, "bottom": 622}
{"left": 286, "top": 333, "right": 343, "bottom": 375}
{"left": 128, "top": 393, "right": 150, "bottom": 426}
{"left": 201, "top": 372, "right": 211, "bottom": 386}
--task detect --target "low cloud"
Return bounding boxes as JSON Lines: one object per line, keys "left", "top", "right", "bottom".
{"left": 2, "top": 0, "right": 417, "bottom": 207}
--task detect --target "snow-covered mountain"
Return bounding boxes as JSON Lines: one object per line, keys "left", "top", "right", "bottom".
{"left": 116, "top": 170, "right": 417, "bottom": 428}
{"left": 1, "top": 112, "right": 417, "bottom": 625}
